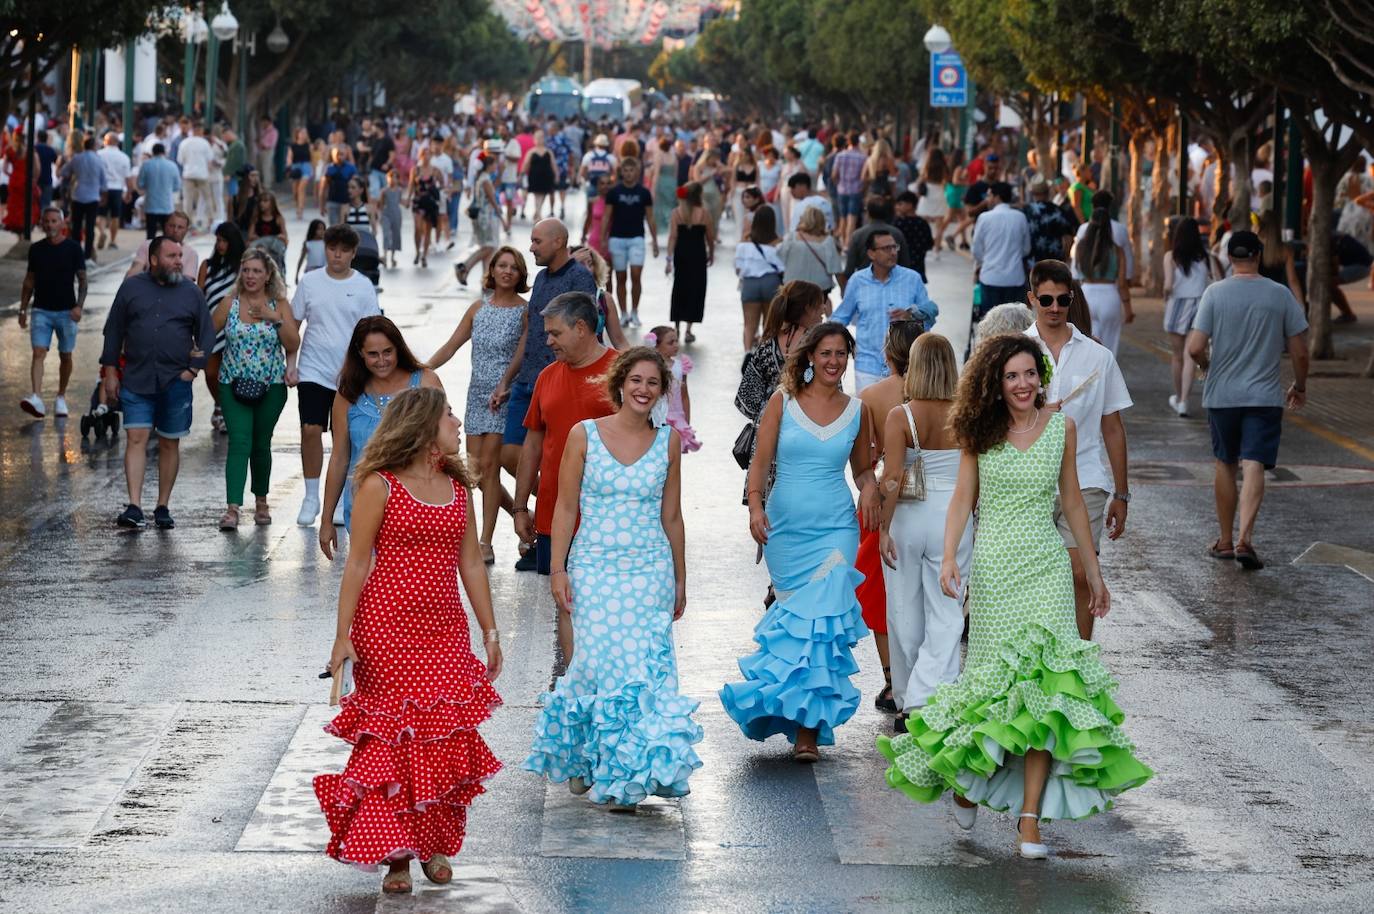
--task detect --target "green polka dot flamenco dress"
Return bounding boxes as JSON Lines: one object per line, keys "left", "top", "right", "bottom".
{"left": 877, "top": 412, "right": 1152, "bottom": 820}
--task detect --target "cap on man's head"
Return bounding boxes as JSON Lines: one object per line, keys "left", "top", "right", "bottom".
{"left": 986, "top": 153, "right": 1000, "bottom": 162}
{"left": 594, "top": 134, "right": 610, "bottom": 148}
{"left": 1227, "top": 230, "right": 1263, "bottom": 259}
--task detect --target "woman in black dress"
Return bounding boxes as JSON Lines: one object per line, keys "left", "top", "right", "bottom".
{"left": 522, "top": 130, "right": 557, "bottom": 222}
{"left": 407, "top": 148, "right": 443, "bottom": 268}
{"left": 666, "top": 181, "right": 714, "bottom": 344}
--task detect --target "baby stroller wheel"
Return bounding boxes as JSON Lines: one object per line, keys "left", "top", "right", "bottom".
{"left": 80, "top": 415, "right": 93, "bottom": 438}
{"left": 107, "top": 412, "right": 121, "bottom": 439}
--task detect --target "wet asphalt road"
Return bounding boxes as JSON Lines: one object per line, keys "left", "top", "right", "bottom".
{"left": 0, "top": 196, "right": 1372, "bottom": 914}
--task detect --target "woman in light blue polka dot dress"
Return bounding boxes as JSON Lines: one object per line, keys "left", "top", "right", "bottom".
{"left": 523, "top": 348, "right": 703, "bottom": 808}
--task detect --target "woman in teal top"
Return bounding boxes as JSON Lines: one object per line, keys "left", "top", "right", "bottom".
{"left": 318, "top": 315, "right": 442, "bottom": 558}
{"left": 212, "top": 249, "right": 301, "bottom": 530}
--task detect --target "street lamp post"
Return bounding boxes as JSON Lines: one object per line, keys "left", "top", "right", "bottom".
{"left": 206, "top": 2, "right": 239, "bottom": 129}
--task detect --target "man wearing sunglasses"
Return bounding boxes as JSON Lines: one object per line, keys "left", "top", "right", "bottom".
{"left": 1025, "top": 259, "right": 1132, "bottom": 640}
{"left": 832, "top": 228, "right": 938, "bottom": 390}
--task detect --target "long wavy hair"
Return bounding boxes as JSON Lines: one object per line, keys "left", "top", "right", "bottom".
{"left": 781, "top": 321, "right": 856, "bottom": 395}
{"left": 336, "top": 315, "right": 425, "bottom": 403}
{"left": 230, "top": 248, "right": 288, "bottom": 304}
{"left": 353, "top": 387, "right": 476, "bottom": 490}
{"left": 950, "top": 334, "right": 1048, "bottom": 454}
{"left": 1075, "top": 198, "right": 1115, "bottom": 278}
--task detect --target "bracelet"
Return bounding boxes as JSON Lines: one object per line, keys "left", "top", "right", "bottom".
{"left": 483, "top": 629, "right": 499, "bottom": 644}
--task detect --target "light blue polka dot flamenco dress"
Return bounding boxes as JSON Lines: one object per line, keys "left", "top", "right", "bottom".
{"left": 720, "top": 396, "right": 869, "bottom": 746}
{"left": 523, "top": 420, "right": 704, "bottom": 805}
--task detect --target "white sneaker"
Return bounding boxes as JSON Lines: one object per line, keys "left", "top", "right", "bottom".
{"left": 54, "top": 396, "right": 69, "bottom": 418}
{"left": 1176, "top": 397, "right": 1189, "bottom": 418}
{"left": 1167, "top": 394, "right": 1179, "bottom": 413}
{"left": 332, "top": 500, "right": 345, "bottom": 526}
{"left": 297, "top": 494, "right": 320, "bottom": 526}
{"left": 19, "top": 394, "right": 45, "bottom": 418}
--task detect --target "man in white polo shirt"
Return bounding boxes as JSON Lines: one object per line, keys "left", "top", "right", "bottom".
{"left": 1024, "top": 258, "right": 1132, "bottom": 641}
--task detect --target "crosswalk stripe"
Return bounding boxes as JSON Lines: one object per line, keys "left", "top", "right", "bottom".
{"left": 0, "top": 702, "right": 179, "bottom": 849}
{"left": 372, "top": 867, "right": 524, "bottom": 914}
{"left": 235, "top": 705, "right": 345, "bottom": 852}
{"left": 538, "top": 781, "right": 687, "bottom": 860}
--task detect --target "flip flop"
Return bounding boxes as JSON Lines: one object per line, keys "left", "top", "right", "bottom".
{"left": 1207, "top": 540, "right": 1235, "bottom": 560}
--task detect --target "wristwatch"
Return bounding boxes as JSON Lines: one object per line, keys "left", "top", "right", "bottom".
{"left": 1112, "top": 491, "right": 1131, "bottom": 504}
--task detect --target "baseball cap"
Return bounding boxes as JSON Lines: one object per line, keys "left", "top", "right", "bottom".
{"left": 594, "top": 134, "right": 610, "bottom": 148}
{"left": 986, "top": 153, "right": 1000, "bottom": 162}
{"left": 1227, "top": 230, "right": 1263, "bottom": 259}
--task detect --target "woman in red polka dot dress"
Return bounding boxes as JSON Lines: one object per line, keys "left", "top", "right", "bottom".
{"left": 314, "top": 387, "right": 504, "bottom": 895}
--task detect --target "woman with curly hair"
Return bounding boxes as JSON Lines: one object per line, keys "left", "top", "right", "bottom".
{"left": 523, "top": 347, "right": 702, "bottom": 809}
{"left": 877, "top": 333, "right": 1151, "bottom": 859}
{"left": 316, "top": 386, "right": 503, "bottom": 895}
{"left": 721, "top": 321, "right": 880, "bottom": 763}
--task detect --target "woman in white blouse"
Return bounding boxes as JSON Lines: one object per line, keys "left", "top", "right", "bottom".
{"left": 735, "top": 205, "right": 785, "bottom": 350}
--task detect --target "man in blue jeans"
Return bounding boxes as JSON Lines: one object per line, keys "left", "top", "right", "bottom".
{"left": 101, "top": 236, "right": 215, "bottom": 530}
{"left": 18, "top": 208, "right": 87, "bottom": 419}
{"left": 506, "top": 218, "right": 599, "bottom": 570}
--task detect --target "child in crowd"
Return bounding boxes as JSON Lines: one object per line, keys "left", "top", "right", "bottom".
{"left": 296, "top": 219, "right": 327, "bottom": 284}
{"left": 646, "top": 325, "right": 700, "bottom": 453}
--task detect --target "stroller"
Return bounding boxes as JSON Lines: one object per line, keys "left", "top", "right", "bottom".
{"left": 352, "top": 228, "right": 382, "bottom": 287}
{"left": 79, "top": 364, "right": 123, "bottom": 443}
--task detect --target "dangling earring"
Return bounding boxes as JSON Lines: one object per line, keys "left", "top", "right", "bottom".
{"left": 803, "top": 362, "right": 815, "bottom": 384}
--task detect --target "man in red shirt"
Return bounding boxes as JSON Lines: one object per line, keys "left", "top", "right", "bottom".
{"left": 514, "top": 290, "right": 618, "bottom": 660}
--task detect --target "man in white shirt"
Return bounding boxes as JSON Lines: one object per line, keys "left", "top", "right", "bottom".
{"left": 287, "top": 223, "right": 381, "bottom": 527}
{"left": 971, "top": 182, "right": 1031, "bottom": 353}
{"left": 1024, "top": 259, "right": 1132, "bottom": 640}
{"left": 1069, "top": 190, "right": 1134, "bottom": 281}
{"left": 786, "top": 171, "right": 834, "bottom": 235}
{"left": 97, "top": 131, "right": 133, "bottom": 251}
{"left": 176, "top": 123, "right": 214, "bottom": 232}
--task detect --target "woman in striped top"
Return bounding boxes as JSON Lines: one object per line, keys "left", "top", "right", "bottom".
{"left": 197, "top": 221, "right": 247, "bottom": 434}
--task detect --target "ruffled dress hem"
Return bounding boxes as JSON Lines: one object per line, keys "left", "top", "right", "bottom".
{"left": 876, "top": 620, "right": 1152, "bottom": 822}
{"left": 720, "top": 559, "right": 869, "bottom": 746}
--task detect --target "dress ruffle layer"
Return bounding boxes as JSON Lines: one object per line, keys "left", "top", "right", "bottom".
{"left": 720, "top": 562, "right": 869, "bottom": 746}
{"left": 876, "top": 621, "right": 1152, "bottom": 821}
{"left": 314, "top": 688, "right": 502, "bottom": 868}
{"left": 523, "top": 637, "right": 703, "bottom": 806}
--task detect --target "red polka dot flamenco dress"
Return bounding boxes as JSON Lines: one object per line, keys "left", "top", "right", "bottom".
{"left": 314, "top": 471, "right": 502, "bottom": 868}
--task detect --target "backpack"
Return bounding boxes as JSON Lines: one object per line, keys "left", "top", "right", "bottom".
{"left": 586, "top": 150, "right": 613, "bottom": 182}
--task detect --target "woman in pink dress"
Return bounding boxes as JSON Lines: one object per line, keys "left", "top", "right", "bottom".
{"left": 316, "top": 387, "right": 503, "bottom": 895}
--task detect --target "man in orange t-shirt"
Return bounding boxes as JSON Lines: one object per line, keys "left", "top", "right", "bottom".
{"left": 514, "top": 290, "right": 617, "bottom": 660}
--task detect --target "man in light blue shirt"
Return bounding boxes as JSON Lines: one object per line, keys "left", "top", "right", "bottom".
{"left": 59, "top": 136, "right": 105, "bottom": 260}
{"left": 795, "top": 128, "right": 825, "bottom": 174}
{"left": 136, "top": 143, "right": 181, "bottom": 239}
{"left": 832, "top": 228, "right": 938, "bottom": 390}
{"left": 971, "top": 181, "right": 1031, "bottom": 309}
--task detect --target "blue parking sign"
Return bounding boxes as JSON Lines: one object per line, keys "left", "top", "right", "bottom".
{"left": 930, "top": 52, "right": 967, "bottom": 107}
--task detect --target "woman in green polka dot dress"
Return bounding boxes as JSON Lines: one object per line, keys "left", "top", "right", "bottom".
{"left": 877, "top": 334, "right": 1151, "bottom": 859}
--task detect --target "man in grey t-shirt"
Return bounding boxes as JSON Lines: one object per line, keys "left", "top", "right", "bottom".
{"left": 1187, "top": 230, "right": 1309, "bottom": 571}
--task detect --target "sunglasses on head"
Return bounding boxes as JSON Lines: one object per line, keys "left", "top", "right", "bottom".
{"left": 1036, "top": 293, "right": 1074, "bottom": 309}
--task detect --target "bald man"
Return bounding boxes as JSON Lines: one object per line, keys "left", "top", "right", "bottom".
{"left": 506, "top": 218, "right": 600, "bottom": 572}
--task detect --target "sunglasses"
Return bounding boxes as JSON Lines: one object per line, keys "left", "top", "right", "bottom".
{"left": 1036, "top": 293, "right": 1074, "bottom": 309}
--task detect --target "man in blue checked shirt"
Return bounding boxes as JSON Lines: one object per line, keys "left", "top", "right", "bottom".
{"left": 832, "top": 228, "right": 938, "bottom": 390}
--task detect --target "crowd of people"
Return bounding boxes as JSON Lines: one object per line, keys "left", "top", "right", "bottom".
{"left": 5, "top": 95, "right": 1338, "bottom": 893}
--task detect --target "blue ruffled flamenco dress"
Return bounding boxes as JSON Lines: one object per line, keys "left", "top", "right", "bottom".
{"left": 523, "top": 421, "right": 703, "bottom": 805}
{"left": 721, "top": 396, "right": 869, "bottom": 746}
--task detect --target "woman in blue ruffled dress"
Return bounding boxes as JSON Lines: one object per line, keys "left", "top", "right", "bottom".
{"left": 721, "top": 322, "right": 880, "bottom": 762}
{"left": 523, "top": 347, "right": 703, "bottom": 808}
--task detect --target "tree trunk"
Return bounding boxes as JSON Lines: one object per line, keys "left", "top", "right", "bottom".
{"left": 1127, "top": 129, "right": 1145, "bottom": 274}
{"left": 1307, "top": 157, "right": 1337, "bottom": 359}
{"left": 1145, "top": 124, "right": 1175, "bottom": 297}
{"left": 1226, "top": 131, "right": 1253, "bottom": 228}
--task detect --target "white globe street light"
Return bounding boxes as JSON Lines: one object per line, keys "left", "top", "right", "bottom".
{"left": 266, "top": 20, "right": 289, "bottom": 54}
{"left": 210, "top": 2, "right": 239, "bottom": 42}
{"left": 186, "top": 12, "right": 209, "bottom": 44}
{"left": 923, "top": 24, "right": 952, "bottom": 55}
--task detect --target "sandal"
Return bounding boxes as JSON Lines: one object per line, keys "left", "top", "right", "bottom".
{"left": 874, "top": 666, "right": 898, "bottom": 713}
{"left": 1235, "top": 543, "right": 1264, "bottom": 570}
{"left": 218, "top": 507, "right": 240, "bottom": 531}
{"left": 479, "top": 541, "right": 495, "bottom": 565}
{"left": 420, "top": 853, "right": 452, "bottom": 885}
{"left": 381, "top": 866, "right": 412, "bottom": 894}
{"left": 254, "top": 504, "right": 272, "bottom": 526}
{"left": 1207, "top": 540, "right": 1235, "bottom": 560}
{"left": 793, "top": 745, "right": 819, "bottom": 764}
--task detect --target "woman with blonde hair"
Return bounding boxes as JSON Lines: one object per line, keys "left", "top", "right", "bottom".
{"left": 524, "top": 347, "right": 701, "bottom": 808}
{"left": 877, "top": 334, "right": 1150, "bottom": 858}
{"left": 211, "top": 248, "right": 301, "bottom": 529}
{"left": 317, "top": 387, "right": 503, "bottom": 895}
{"left": 862, "top": 137, "right": 898, "bottom": 199}
{"left": 876, "top": 333, "right": 971, "bottom": 730}
{"left": 778, "top": 206, "right": 843, "bottom": 299}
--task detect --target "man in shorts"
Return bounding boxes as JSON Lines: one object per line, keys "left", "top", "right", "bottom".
{"left": 829, "top": 132, "right": 867, "bottom": 247}
{"left": 1024, "top": 258, "right": 1132, "bottom": 639}
{"left": 19, "top": 208, "right": 87, "bottom": 419}
{"left": 1188, "top": 230, "right": 1309, "bottom": 571}
{"left": 97, "top": 131, "right": 133, "bottom": 250}
{"left": 100, "top": 236, "right": 214, "bottom": 530}
{"left": 599, "top": 157, "right": 658, "bottom": 328}
{"left": 288, "top": 223, "right": 381, "bottom": 526}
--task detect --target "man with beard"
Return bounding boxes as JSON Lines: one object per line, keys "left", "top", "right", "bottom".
{"left": 101, "top": 235, "right": 215, "bottom": 530}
